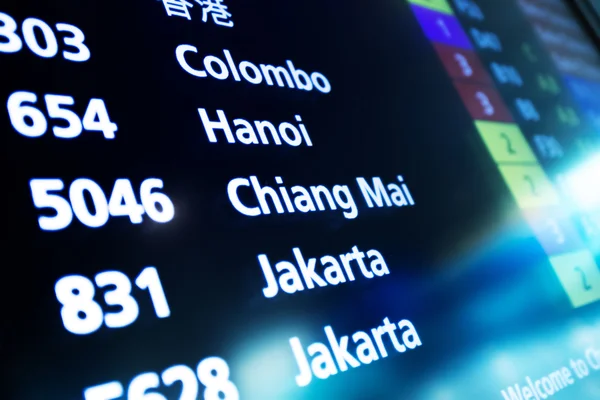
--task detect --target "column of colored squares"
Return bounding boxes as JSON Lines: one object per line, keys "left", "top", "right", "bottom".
{"left": 407, "top": 0, "right": 600, "bottom": 308}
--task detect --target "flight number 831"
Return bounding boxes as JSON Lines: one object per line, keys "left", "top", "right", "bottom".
{"left": 56, "top": 266, "right": 170, "bottom": 335}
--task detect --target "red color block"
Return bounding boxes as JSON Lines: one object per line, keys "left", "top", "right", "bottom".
{"left": 454, "top": 82, "right": 513, "bottom": 122}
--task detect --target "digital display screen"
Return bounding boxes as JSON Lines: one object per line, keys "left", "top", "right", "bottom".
{"left": 3, "top": 0, "right": 600, "bottom": 399}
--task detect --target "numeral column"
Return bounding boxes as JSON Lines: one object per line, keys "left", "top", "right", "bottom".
{"left": 518, "top": 0, "right": 600, "bottom": 130}
{"left": 407, "top": 0, "right": 600, "bottom": 308}
{"left": 517, "top": 0, "right": 600, "bottom": 260}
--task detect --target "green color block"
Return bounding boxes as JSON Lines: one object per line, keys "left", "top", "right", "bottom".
{"left": 407, "top": 0, "right": 454, "bottom": 14}
{"left": 475, "top": 121, "right": 538, "bottom": 164}
{"left": 549, "top": 250, "right": 600, "bottom": 308}
{"left": 475, "top": 121, "right": 537, "bottom": 163}
{"left": 498, "top": 165, "right": 560, "bottom": 209}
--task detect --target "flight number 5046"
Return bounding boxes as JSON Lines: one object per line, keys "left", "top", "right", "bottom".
{"left": 30, "top": 178, "right": 175, "bottom": 231}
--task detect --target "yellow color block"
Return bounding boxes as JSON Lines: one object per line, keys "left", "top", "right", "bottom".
{"left": 475, "top": 121, "right": 538, "bottom": 164}
{"left": 407, "top": 0, "right": 454, "bottom": 14}
{"left": 498, "top": 165, "right": 560, "bottom": 209}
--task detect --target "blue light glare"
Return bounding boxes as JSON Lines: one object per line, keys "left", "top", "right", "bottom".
{"left": 413, "top": 319, "right": 600, "bottom": 400}
{"left": 233, "top": 324, "right": 311, "bottom": 398}
{"left": 563, "top": 153, "right": 600, "bottom": 212}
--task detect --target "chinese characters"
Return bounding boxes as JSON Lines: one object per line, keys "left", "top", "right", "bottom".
{"left": 160, "top": 0, "right": 234, "bottom": 27}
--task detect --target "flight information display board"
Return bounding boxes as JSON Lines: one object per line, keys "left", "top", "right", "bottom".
{"left": 2, "top": 0, "right": 600, "bottom": 399}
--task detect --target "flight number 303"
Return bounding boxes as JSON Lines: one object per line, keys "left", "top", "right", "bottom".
{"left": 30, "top": 178, "right": 175, "bottom": 231}
{"left": 0, "top": 11, "right": 90, "bottom": 61}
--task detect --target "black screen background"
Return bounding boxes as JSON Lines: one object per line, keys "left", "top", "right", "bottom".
{"left": 2, "top": 0, "right": 599, "bottom": 399}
